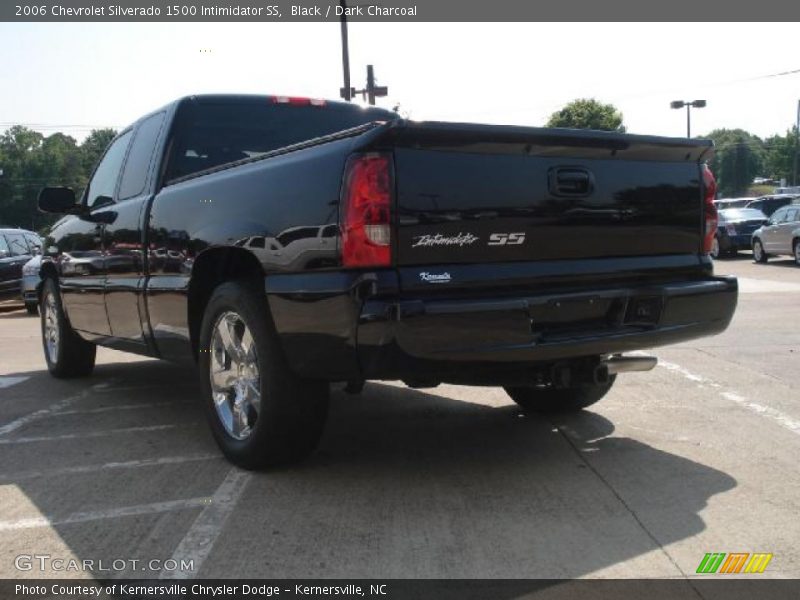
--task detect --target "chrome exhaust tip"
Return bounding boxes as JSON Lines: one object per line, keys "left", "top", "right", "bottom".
{"left": 603, "top": 355, "right": 658, "bottom": 375}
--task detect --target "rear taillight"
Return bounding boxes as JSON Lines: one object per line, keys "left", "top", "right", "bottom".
{"left": 340, "top": 153, "right": 392, "bottom": 268}
{"left": 702, "top": 164, "right": 718, "bottom": 254}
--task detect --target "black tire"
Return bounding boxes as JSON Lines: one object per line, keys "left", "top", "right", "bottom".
{"left": 505, "top": 376, "right": 616, "bottom": 413}
{"left": 198, "top": 280, "right": 329, "bottom": 469}
{"left": 753, "top": 238, "right": 768, "bottom": 263}
{"left": 794, "top": 239, "right": 800, "bottom": 266}
{"left": 25, "top": 302, "right": 38, "bottom": 315}
{"left": 40, "top": 278, "right": 96, "bottom": 378}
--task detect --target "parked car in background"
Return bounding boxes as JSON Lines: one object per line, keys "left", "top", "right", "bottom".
{"left": 745, "top": 194, "right": 798, "bottom": 217}
{"left": 713, "top": 198, "right": 752, "bottom": 210}
{"left": 21, "top": 254, "right": 43, "bottom": 314}
{"left": 774, "top": 186, "right": 800, "bottom": 195}
{"left": 711, "top": 208, "right": 769, "bottom": 259}
{"left": 752, "top": 204, "right": 800, "bottom": 265}
{"left": 0, "top": 228, "right": 42, "bottom": 308}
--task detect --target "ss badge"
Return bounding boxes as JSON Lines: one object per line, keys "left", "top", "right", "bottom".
{"left": 488, "top": 232, "right": 525, "bottom": 246}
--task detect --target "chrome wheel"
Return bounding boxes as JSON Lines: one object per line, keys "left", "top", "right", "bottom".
{"left": 43, "top": 292, "right": 59, "bottom": 364}
{"left": 209, "top": 311, "right": 260, "bottom": 440}
{"left": 753, "top": 239, "right": 765, "bottom": 263}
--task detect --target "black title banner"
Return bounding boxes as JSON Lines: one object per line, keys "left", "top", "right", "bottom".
{"left": 3, "top": 0, "right": 800, "bottom": 22}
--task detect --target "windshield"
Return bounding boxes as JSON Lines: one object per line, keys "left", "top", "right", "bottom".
{"left": 718, "top": 208, "right": 766, "bottom": 222}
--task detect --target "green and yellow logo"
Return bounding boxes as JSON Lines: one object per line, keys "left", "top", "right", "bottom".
{"left": 696, "top": 552, "right": 773, "bottom": 574}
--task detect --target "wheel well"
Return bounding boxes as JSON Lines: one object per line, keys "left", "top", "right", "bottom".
{"left": 187, "top": 247, "right": 265, "bottom": 360}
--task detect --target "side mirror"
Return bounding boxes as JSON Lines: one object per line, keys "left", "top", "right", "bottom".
{"left": 38, "top": 187, "right": 77, "bottom": 214}
{"left": 0, "top": 250, "right": 8, "bottom": 259}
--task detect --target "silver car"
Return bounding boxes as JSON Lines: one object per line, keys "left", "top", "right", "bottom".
{"left": 20, "top": 254, "right": 43, "bottom": 314}
{"left": 751, "top": 204, "right": 800, "bottom": 265}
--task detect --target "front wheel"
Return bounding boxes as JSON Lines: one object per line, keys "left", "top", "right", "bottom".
{"left": 40, "top": 278, "right": 96, "bottom": 378}
{"left": 505, "top": 376, "right": 616, "bottom": 413}
{"left": 794, "top": 240, "right": 800, "bottom": 266}
{"left": 753, "top": 238, "right": 768, "bottom": 263}
{"left": 198, "top": 280, "right": 329, "bottom": 469}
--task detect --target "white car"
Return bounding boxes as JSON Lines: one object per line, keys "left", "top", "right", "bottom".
{"left": 751, "top": 204, "right": 800, "bottom": 265}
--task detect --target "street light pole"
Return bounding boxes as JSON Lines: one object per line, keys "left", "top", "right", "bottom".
{"left": 686, "top": 104, "right": 691, "bottom": 138}
{"left": 670, "top": 99, "right": 706, "bottom": 138}
{"left": 793, "top": 99, "right": 799, "bottom": 186}
{"left": 339, "top": 0, "right": 352, "bottom": 101}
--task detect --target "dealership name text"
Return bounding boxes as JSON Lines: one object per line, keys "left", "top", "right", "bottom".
{"left": 16, "top": 583, "right": 385, "bottom": 597}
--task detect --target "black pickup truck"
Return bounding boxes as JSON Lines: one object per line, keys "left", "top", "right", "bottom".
{"left": 37, "top": 94, "right": 737, "bottom": 468}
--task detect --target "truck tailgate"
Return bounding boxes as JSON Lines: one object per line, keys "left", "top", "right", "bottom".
{"left": 370, "top": 122, "right": 713, "bottom": 271}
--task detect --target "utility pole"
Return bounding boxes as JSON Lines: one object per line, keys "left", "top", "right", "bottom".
{"left": 353, "top": 65, "right": 388, "bottom": 105}
{"left": 339, "top": 0, "right": 352, "bottom": 101}
{"left": 794, "top": 99, "right": 799, "bottom": 186}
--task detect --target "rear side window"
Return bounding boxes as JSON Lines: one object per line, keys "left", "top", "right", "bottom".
{"left": 786, "top": 208, "right": 799, "bottom": 222}
{"left": 119, "top": 112, "right": 166, "bottom": 199}
{"left": 166, "top": 99, "right": 397, "bottom": 181}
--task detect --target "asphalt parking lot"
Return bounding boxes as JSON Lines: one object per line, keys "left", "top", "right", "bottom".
{"left": 0, "top": 255, "right": 799, "bottom": 582}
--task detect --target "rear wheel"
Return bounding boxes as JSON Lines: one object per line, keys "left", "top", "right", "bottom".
{"left": 198, "top": 280, "right": 329, "bottom": 469}
{"left": 40, "top": 278, "right": 96, "bottom": 378}
{"left": 753, "top": 238, "right": 768, "bottom": 263}
{"left": 505, "top": 376, "right": 616, "bottom": 413}
{"left": 794, "top": 239, "right": 800, "bottom": 266}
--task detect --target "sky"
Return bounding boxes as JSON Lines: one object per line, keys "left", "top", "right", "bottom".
{"left": 1, "top": 22, "right": 799, "bottom": 142}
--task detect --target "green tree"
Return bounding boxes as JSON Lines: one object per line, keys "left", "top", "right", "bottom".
{"left": 702, "top": 129, "right": 765, "bottom": 197}
{"left": 81, "top": 128, "right": 117, "bottom": 173}
{"left": 763, "top": 127, "right": 798, "bottom": 185}
{"left": 0, "top": 126, "right": 116, "bottom": 231}
{"left": 547, "top": 98, "right": 626, "bottom": 132}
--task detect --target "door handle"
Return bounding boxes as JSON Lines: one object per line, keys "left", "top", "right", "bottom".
{"left": 548, "top": 167, "right": 595, "bottom": 197}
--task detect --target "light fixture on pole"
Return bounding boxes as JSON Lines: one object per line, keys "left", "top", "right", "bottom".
{"left": 670, "top": 99, "right": 706, "bottom": 138}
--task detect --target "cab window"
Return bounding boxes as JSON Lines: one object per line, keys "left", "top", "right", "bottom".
{"left": 84, "top": 131, "right": 132, "bottom": 208}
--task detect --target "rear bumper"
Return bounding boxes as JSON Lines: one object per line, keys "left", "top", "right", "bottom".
{"left": 720, "top": 233, "right": 753, "bottom": 250}
{"left": 357, "top": 276, "right": 737, "bottom": 381}
{"left": 266, "top": 267, "right": 737, "bottom": 384}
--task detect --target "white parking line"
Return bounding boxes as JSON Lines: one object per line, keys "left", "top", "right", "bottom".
{"left": 0, "top": 376, "right": 29, "bottom": 390}
{"left": 161, "top": 468, "right": 252, "bottom": 579}
{"left": 656, "top": 358, "right": 800, "bottom": 436}
{"left": 0, "top": 453, "right": 221, "bottom": 482}
{"left": 53, "top": 400, "right": 192, "bottom": 416}
{"left": 0, "top": 497, "right": 210, "bottom": 532}
{"left": 736, "top": 277, "right": 800, "bottom": 294}
{"left": 0, "top": 423, "right": 195, "bottom": 444}
{"left": 0, "top": 393, "right": 85, "bottom": 436}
